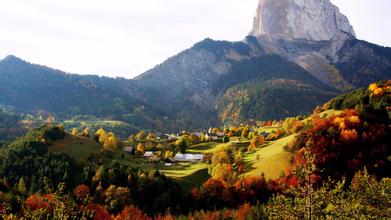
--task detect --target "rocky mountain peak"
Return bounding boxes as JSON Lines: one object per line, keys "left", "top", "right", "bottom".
{"left": 249, "top": 0, "right": 356, "bottom": 42}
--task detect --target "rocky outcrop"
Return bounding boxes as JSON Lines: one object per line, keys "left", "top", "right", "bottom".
{"left": 250, "top": 0, "right": 355, "bottom": 42}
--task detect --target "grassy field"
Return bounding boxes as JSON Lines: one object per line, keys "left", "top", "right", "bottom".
{"left": 243, "top": 134, "right": 295, "bottom": 180}
{"left": 48, "top": 131, "right": 296, "bottom": 186}
{"left": 48, "top": 133, "right": 101, "bottom": 161}
{"left": 159, "top": 162, "right": 210, "bottom": 190}
{"left": 301, "top": 109, "right": 342, "bottom": 124}
{"left": 256, "top": 126, "right": 280, "bottom": 134}
{"left": 49, "top": 133, "right": 151, "bottom": 169}
{"left": 187, "top": 142, "right": 220, "bottom": 153}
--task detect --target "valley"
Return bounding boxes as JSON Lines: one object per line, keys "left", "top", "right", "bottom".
{"left": 1, "top": 0, "right": 390, "bottom": 218}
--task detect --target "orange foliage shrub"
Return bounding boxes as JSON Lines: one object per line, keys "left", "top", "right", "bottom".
{"left": 74, "top": 184, "right": 90, "bottom": 201}
{"left": 288, "top": 109, "right": 390, "bottom": 181}
{"left": 233, "top": 203, "right": 252, "bottom": 220}
{"left": 25, "top": 194, "right": 52, "bottom": 211}
{"left": 340, "top": 129, "right": 358, "bottom": 142}
{"left": 84, "top": 203, "right": 111, "bottom": 220}
{"left": 114, "top": 205, "right": 151, "bottom": 220}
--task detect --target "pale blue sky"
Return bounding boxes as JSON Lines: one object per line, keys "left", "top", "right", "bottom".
{"left": 0, "top": 0, "right": 390, "bottom": 78}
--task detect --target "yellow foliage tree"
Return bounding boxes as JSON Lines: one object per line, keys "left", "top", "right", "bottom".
{"left": 103, "top": 132, "right": 118, "bottom": 151}
{"left": 136, "top": 143, "right": 145, "bottom": 155}
{"left": 146, "top": 132, "right": 155, "bottom": 141}
{"left": 128, "top": 134, "right": 135, "bottom": 142}
{"left": 189, "top": 133, "right": 199, "bottom": 143}
{"left": 81, "top": 127, "right": 90, "bottom": 137}
{"left": 165, "top": 151, "right": 174, "bottom": 158}
{"left": 241, "top": 128, "right": 249, "bottom": 139}
{"left": 136, "top": 131, "right": 146, "bottom": 141}
{"left": 95, "top": 128, "right": 106, "bottom": 137}
{"left": 71, "top": 128, "right": 79, "bottom": 136}
{"left": 99, "top": 132, "right": 107, "bottom": 144}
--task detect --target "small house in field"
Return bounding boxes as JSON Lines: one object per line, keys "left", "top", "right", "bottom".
{"left": 143, "top": 151, "right": 154, "bottom": 158}
{"left": 193, "top": 132, "right": 203, "bottom": 138}
{"left": 174, "top": 153, "right": 204, "bottom": 163}
{"left": 216, "top": 132, "right": 225, "bottom": 137}
{"left": 164, "top": 158, "right": 175, "bottom": 166}
{"left": 159, "top": 134, "right": 170, "bottom": 140}
{"left": 123, "top": 147, "right": 134, "bottom": 153}
{"left": 209, "top": 135, "right": 219, "bottom": 141}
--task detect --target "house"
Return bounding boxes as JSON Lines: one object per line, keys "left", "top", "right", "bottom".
{"left": 210, "top": 136, "right": 219, "bottom": 141}
{"left": 174, "top": 153, "right": 204, "bottom": 163}
{"left": 164, "top": 158, "right": 175, "bottom": 166}
{"left": 143, "top": 151, "right": 154, "bottom": 158}
{"left": 166, "top": 134, "right": 179, "bottom": 140}
{"left": 159, "top": 134, "right": 170, "bottom": 140}
{"left": 216, "top": 132, "right": 225, "bottom": 137}
{"left": 123, "top": 147, "right": 134, "bottom": 153}
{"left": 192, "top": 132, "right": 204, "bottom": 138}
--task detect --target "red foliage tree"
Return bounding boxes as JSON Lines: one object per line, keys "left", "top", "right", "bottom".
{"left": 288, "top": 109, "right": 390, "bottom": 181}
{"left": 84, "top": 203, "right": 111, "bottom": 220}
{"left": 74, "top": 184, "right": 90, "bottom": 201}
{"left": 114, "top": 205, "right": 151, "bottom": 220}
{"left": 25, "top": 195, "right": 52, "bottom": 211}
{"left": 233, "top": 203, "right": 252, "bottom": 220}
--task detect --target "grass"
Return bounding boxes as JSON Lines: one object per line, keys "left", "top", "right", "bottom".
{"left": 301, "top": 109, "right": 342, "bottom": 124}
{"left": 159, "top": 162, "right": 209, "bottom": 178}
{"left": 187, "top": 142, "right": 219, "bottom": 153}
{"left": 159, "top": 162, "right": 210, "bottom": 190}
{"left": 256, "top": 126, "right": 280, "bottom": 134}
{"left": 48, "top": 133, "right": 101, "bottom": 161}
{"left": 49, "top": 133, "right": 151, "bottom": 169}
{"left": 243, "top": 134, "right": 295, "bottom": 180}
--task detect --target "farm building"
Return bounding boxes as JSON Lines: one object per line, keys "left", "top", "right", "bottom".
{"left": 174, "top": 153, "right": 204, "bottom": 162}
{"left": 143, "top": 151, "right": 154, "bottom": 158}
{"left": 123, "top": 147, "right": 134, "bottom": 153}
{"left": 164, "top": 158, "right": 175, "bottom": 166}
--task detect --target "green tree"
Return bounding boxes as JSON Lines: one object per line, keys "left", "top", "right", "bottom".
{"left": 175, "top": 135, "right": 190, "bottom": 153}
{"left": 17, "top": 177, "right": 27, "bottom": 195}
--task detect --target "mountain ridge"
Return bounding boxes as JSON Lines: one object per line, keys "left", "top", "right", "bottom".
{"left": 1, "top": 0, "right": 391, "bottom": 132}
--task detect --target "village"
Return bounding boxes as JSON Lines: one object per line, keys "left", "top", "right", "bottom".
{"left": 120, "top": 126, "right": 274, "bottom": 169}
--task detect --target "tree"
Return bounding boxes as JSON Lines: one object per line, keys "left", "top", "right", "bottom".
{"left": 189, "top": 133, "right": 200, "bottom": 143}
{"left": 73, "top": 184, "right": 90, "bottom": 201}
{"left": 175, "top": 135, "right": 190, "bottom": 154}
{"left": 165, "top": 151, "right": 174, "bottom": 158}
{"left": 95, "top": 128, "right": 106, "bottom": 142}
{"left": 71, "top": 128, "right": 79, "bottom": 136}
{"left": 103, "top": 132, "right": 118, "bottom": 151}
{"left": 17, "top": 177, "right": 27, "bottom": 195}
{"left": 146, "top": 132, "right": 155, "bottom": 141}
{"left": 114, "top": 205, "right": 150, "bottom": 220}
{"left": 136, "top": 131, "right": 146, "bottom": 141}
{"left": 248, "top": 135, "right": 264, "bottom": 152}
{"left": 222, "top": 136, "right": 230, "bottom": 143}
{"left": 99, "top": 132, "right": 107, "bottom": 144}
{"left": 80, "top": 127, "right": 90, "bottom": 137}
{"left": 136, "top": 143, "right": 145, "bottom": 155}
{"left": 128, "top": 134, "right": 135, "bottom": 142}
{"left": 212, "top": 128, "right": 220, "bottom": 134}
{"left": 241, "top": 128, "right": 249, "bottom": 139}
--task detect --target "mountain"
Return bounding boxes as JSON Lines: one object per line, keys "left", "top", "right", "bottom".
{"left": 1, "top": 0, "right": 391, "bottom": 132}
{"left": 134, "top": 0, "right": 391, "bottom": 125}
{"left": 0, "top": 55, "right": 168, "bottom": 131}
{"left": 250, "top": 0, "right": 356, "bottom": 42}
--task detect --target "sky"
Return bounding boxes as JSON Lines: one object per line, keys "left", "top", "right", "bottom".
{"left": 0, "top": 0, "right": 390, "bottom": 79}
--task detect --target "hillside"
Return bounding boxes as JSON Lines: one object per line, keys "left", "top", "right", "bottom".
{"left": 1, "top": 82, "right": 390, "bottom": 218}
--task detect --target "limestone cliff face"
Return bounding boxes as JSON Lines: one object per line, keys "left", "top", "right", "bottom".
{"left": 250, "top": 0, "right": 355, "bottom": 42}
